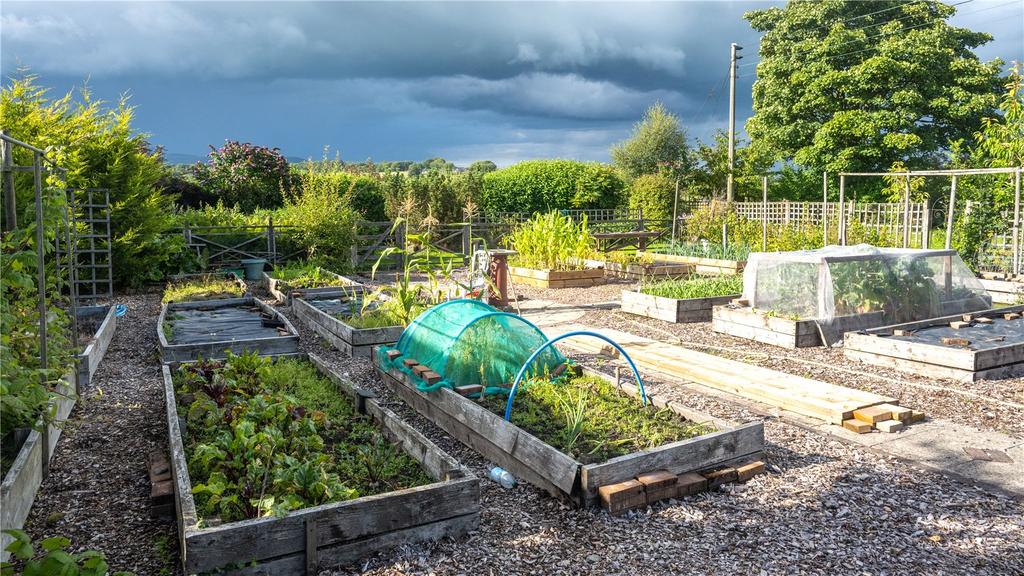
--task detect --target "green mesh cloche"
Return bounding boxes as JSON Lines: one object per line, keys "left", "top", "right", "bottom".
{"left": 378, "top": 299, "right": 565, "bottom": 393}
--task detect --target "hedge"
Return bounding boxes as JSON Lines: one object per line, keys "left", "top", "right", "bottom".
{"left": 481, "top": 160, "right": 624, "bottom": 215}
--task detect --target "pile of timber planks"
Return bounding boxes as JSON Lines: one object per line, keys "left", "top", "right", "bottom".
{"left": 598, "top": 461, "right": 765, "bottom": 515}
{"left": 543, "top": 323, "right": 916, "bottom": 426}
{"left": 842, "top": 404, "right": 924, "bottom": 434}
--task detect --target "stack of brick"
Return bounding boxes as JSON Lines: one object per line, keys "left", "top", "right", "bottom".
{"left": 597, "top": 461, "right": 766, "bottom": 515}
{"left": 842, "top": 403, "right": 924, "bottom": 434}
{"left": 149, "top": 451, "right": 174, "bottom": 518}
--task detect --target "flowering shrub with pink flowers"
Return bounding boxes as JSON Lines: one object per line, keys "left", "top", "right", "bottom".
{"left": 191, "top": 140, "right": 294, "bottom": 212}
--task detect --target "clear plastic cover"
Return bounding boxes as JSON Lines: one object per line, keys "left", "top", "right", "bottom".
{"left": 742, "top": 245, "right": 992, "bottom": 324}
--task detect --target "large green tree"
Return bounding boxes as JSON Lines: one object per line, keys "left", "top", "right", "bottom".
{"left": 611, "top": 102, "right": 688, "bottom": 179}
{"left": 744, "top": 0, "right": 1002, "bottom": 174}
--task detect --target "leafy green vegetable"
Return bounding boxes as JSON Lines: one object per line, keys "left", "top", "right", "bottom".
{"left": 640, "top": 275, "right": 742, "bottom": 300}
{"left": 478, "top": 375, "right": 713, "bottom": 464}
{"left": 174, "top": 353, "right": 430, "bottom": 523}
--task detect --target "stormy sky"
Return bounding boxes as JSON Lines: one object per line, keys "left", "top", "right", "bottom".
{"left": 2, "top": 1, "right": 1021, "bottom": 166}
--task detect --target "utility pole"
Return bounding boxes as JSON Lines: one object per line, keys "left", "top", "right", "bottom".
{"left": 726, "top": 43, "right": 742, "bottom": 203}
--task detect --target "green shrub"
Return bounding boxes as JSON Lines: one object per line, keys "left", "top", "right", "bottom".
{"left": 280, "top": 162, "right": 358, "bottom": 271}
{"left": 1, "top": 74, "right": 182, "bottom": 287}
{"left": 191, "top": 140, "right": 292, "bottom": 212}
{"left": 481, "top": 160, "right": 624, "bottom": 215}
{"left": 505, "top": 211, "right": 596, "bottom": 271}
{"left": 1, "top": 529, "right": 133, "bottom": 576}
{"left": 628, "top": 173, "right": 675, "bottom": 229}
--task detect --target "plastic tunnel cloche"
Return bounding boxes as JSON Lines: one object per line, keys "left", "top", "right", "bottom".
{"left": 377, "top": 299, "right": 566, "bottom": 392}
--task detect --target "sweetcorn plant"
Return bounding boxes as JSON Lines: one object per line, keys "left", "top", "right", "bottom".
{"left": 505, "top": 211, "right": 596, "bottom": 271}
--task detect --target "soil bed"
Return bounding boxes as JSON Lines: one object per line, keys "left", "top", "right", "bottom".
{"left": 163, "top": 272, "right": 247, "bottom": 303}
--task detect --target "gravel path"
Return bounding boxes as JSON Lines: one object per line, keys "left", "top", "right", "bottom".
{"left": 22, "top": 291, "right": 179, "bottom": 575}
{"left": 19, "top": 286, "right": 1024, "bottom": 576}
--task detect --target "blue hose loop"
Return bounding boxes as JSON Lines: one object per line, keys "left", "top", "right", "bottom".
{"left": 503, "top": 331, "right": 647, "bottom": 421}
{"left": 114, "top": 304, "right": 127, "bottom": 317}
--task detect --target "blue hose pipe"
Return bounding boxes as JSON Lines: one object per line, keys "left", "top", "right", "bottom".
{"left": 504, "top": 330, "right": 647, "bottom": 421}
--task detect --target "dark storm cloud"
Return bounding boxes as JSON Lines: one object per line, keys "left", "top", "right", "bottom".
{"left": 1, "top": 1, "right": 1019, "bottom": 163}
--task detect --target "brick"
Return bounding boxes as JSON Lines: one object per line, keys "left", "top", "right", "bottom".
{"left": 961, "top": 314, "right": 974, "bottom": 322}
{"left": 385, "top": 349, "right": 402, "bottom": 361}
{"left": 598, "top": 479, "right": 645, "bottom": 515}
{"left": 949, "top": 321, "right": 971, "bottom": 329}
{"left": 702, "top": 467, "right": 738, "bottom": 489}
{"left": 853, "top": 405, "right": 893, "bottom": 424}
{"left": 876, "top": 419, "right": 904, "bottom": 433}
{"left": 412, "top": 364, "right": 430, "bottom": 377}
{"left": 908, "top": 410, "right": 926, "bottom": 424}
{"left": 455, "top": 384, "right": 483, "bottom": 397}
{"left": 975, "top": 317, "right": 993, "bottom": 324}
{"left": 148, "top": 452, "right": 171, "bottom": 484}
{"left": 736, "top": 461, "right": 766, "bottom": 482}
{"left": 941, "top": 337, "right": 970, "bottom": 347}
{"left": 843, "top": 419, "right": 872, "bottom": 434}
{"left": 402, "top": 358, "right": 419, "bottom": 368}
{"left": 676, "top": 472, "right": 708, "bottom": 497}
{"left": 151, "top": 479, "right": 174, "bottom": 500}
{"left": 420, "top": 370, "right": 442, "bottom": 385}
{"left": 1004, "top": 312, "right": 1021, "bottom": 320}
{"left": 893, "top": 329, "right": 914, "bottom": 337}
{"left": 636, "top": 470, "right": 677, "bottom": 504}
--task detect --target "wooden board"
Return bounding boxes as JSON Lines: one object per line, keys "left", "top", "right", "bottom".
{"left": 979, "top": 277, "right": 1024, "bottom": 305}
{"left": 635, "top": 251, "right": 745, "bottom": 275}
{"left": 263, "top": 269, "right": 362, "bottom": 305}
{"left": 621, "top": 290, "right": 737, "bottom": 324}
{"left": 508, "top": 266, "right": 606, "bottom": 289}
{"left": 543, "top": 324, "right": 895, "bottom": 425}
{"left": 373, "top": 347, "right": 763, "bottom": 505}
{"left": 76, "top": 305, "right": 117, "bottom": 388}
{"left": 158, "top": 297, "right": 300, "bottom": 362}
{"left": 162, "top": 354, "right": 478, "bottom": 575}
{"left": 0, "top": 373, "right": 77, "bottom": 563}
{"left": 293, "top": 296, "right": 403, "bottom": 358}
{"left": 712, "top": 306, "right": 887, "bottom": 348}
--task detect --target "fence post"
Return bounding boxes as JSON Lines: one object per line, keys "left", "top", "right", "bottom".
{"left": 1014, "top": 169, "right": 1022, "bottom": 275}
{"left": 920, "top": 200, "right": 930, "bottom": 249}
{"left": 1, "top": 133, "right": 15, "bottom": 231}
{"left": 761, "top": 176, "right": 768, "bottom": 251}
{"left": 397, "top": 220, "right": 407, "bottom": 269}
{"left": 945, "top": 175, "right": 957, "bottom": 250}
{"left": 461, "top": 223, "right": 471, "bottom": 256}
{"left": 838, "top": 175, "right": 846, "bottom": 246}
{"left": 722, "top": 221, "right": 728, "bottom": 249}
{"left": 267, "top": 216, "right": 277, "bottom": 265}
{"left": 902, "top": 176, "right": 911, "bottom": 248}
{"left": 822, "top": 172, "right": 828, "bottom": 247}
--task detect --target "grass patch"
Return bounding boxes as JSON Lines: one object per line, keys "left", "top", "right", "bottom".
{"left": 640, "top": 275, "right": 743, "bottom": 300}
{"left": 173, "top": 353, "right": 431, "bottom": 524}
{"left": 163, "top": 274, "right": 244, "bottom": 303}
{"left": 478, "top": 374, "right": 713, "bottom": 464}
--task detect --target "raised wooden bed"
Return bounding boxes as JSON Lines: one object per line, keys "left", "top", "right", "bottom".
{"left": 372, "top": 346, "right": 764, "bottom": 506}
{"left": 636, "top": 251, "right": 745, "bottom": 275}
{"left": 508, "top": 266, "right": 605, "bottom": 289}
{"left": 844, "top": 305, "right": 1024, "bottom": 382}
{"left": 165, "top": 272, "right": 248, "bottom": 302}
{"left": 158, "top": 297, "right": 300, "bottom": 362}
{"left": 621, "top": 289, "right": 738, "bottom": 323}
{"left": 76, "top": 304, "right": 117, "bottom": 388}
{"left": 163, "top": 353, "right": 479, "bottom": 575}
{"left": 978, "top": 277, "right": 1022, "bottom": 305}
{"left": 712, "top": 305, "right": 887, "bottom": 348}
{"left": 293, "top": 295, "right": 404, "bottom": 358}
{"left": 1, "top": 373, "right": 77, "bottom": 562}
{"left": 602, "top": 261, "right": 693, "bottom": 280}
{"left": 263, "top": 268, "right": 362, "bottom": 304}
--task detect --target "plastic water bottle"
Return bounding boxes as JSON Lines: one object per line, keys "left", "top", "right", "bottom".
{"left": 488, "top": 466, "right": 516, "bottom": 489}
